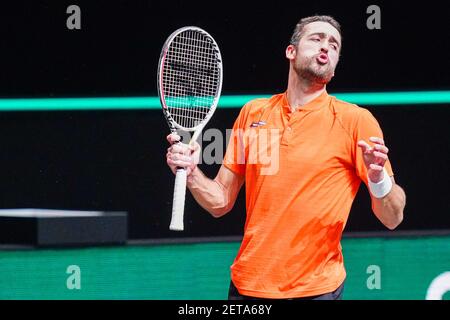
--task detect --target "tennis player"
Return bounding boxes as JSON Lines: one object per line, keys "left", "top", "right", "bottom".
{"left": 166, "top": 15, "right": 406, "bottom": 300}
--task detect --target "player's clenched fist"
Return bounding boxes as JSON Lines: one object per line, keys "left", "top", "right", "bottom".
{"left": 166, "top": 133, "right": 200, "bottom": 176}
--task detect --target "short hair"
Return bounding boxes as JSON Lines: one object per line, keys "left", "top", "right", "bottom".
{"left": 290, "top": 15, "right": 342, "bottom": 46}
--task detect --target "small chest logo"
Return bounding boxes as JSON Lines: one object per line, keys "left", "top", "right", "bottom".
{"left": 250, "top": 121, "right": 266, "bottom": 128}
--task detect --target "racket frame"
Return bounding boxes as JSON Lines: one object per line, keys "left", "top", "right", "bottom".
{"left": 157, "top": 26, "right": 223, "bottom": 231}
{"left": 157, "top": 26, "right": 223, "bottom": 135}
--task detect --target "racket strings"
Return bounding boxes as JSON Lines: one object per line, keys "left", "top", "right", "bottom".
{"left": 162, "top": 30, "right": 221, "bottom": 129}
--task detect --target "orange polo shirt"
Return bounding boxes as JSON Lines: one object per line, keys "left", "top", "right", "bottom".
{"left": 223, "top": 90, "right": 394, "bottom": 298}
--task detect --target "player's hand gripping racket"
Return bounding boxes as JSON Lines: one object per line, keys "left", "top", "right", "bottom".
{"left": 157, "top": 27, "right": 223, "bottom": 231}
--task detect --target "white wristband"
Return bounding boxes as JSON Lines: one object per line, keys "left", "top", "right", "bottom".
{"left": 368, "top": 168, "right": 393, "bottom": 198}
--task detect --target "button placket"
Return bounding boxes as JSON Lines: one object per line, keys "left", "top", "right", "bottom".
{"left": 281, "top": 110, "right": 306, "bottom": 146}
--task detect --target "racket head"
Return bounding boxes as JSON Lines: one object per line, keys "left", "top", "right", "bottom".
{"left": 157, "top": 26, "right": 223, "bottom": 132}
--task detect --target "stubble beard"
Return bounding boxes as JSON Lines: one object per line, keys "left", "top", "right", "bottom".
{"left": 294, "top": 56, "right": 335, "bottom": 85}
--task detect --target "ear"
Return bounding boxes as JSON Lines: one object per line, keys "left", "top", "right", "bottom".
{"left": 286, "top": 44, "right": 296, "bottom": 60}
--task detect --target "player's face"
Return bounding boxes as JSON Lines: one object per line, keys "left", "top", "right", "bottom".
{"left": 291, "top": 21, "right": 341, "bottom": 84}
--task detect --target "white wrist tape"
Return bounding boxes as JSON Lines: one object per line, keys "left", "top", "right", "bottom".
{"left": 368, "top": 168, "right": 393, "bottom": 198}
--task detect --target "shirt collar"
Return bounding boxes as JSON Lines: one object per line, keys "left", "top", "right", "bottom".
{"left": 282, "top": 90, "right": 330, "bottom": 113}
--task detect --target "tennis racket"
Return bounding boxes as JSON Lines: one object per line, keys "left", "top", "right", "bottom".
{"left": 157, "top": 26, "right": 223, "bottom": 231}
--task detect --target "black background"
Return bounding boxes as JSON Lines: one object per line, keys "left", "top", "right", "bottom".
{"left": 0, "top": 0, "right": 448, "bottom": 239}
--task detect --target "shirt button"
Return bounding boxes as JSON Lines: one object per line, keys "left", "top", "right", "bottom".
{"left": 287, "top": 126, "right": 292, "bottom": 131}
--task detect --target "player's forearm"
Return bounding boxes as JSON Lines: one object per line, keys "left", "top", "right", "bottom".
{"left": 371, "top": 183, "right": 406, "bottom": 230}
{"left": 187, "top": 167, "right": 230, "bottom": 218}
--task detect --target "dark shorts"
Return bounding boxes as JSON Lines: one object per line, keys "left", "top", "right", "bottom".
{"left": 228, "top": 280, "right": 345, "bottom": 300}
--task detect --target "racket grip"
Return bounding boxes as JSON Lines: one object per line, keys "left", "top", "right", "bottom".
{"left": 170, "top": 168, "right": 187, "bottom": 231}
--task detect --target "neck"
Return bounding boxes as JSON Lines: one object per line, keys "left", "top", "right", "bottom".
{"left": 286, "top": 68, "right": 326, "bottom": 112}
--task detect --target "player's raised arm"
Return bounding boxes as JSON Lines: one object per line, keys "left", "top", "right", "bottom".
{"left": 166, "top": 133, "right": 244, "bottom": 218}
{"left": 358, "top": 137, "right": 406, "bottom": 229}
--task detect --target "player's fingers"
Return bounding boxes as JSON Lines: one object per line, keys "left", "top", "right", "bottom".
{"left": 373, "top": 151, "right": 388, "bottom": 161}
{"left": 373, "top": 151, "right": 388, "bottom": 167}
{"left": 167, "top": 150, "right": 186, "bottom": 160}
{"left": 373, "top": 144, "right": 389, "bottom": 154}
{"left": 170, "top": 153, "right": 193, "bottom": 163}
{"left": 167, "top": 158, "right": 193, "bottom": 169}
{"left": 166, "top": 156, "right": 177, "bottom": 173}
{"left": 357, "top": 140, "right": 372, "bottom": 152}
{"left": 369, "top": 163, "right": 383, "bottom": 171}
{"left": 369, "top": 137, "right": 385, "bottom": 145}
{"left": 169, "top": 143, "right": 191, "bottom": 155}
{"left": 167, "top": 133, "right": 181, "bottom": 145}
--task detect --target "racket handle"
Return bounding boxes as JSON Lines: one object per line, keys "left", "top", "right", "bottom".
{"left": 170, "top": 168, "right": 187, "bottom": 231}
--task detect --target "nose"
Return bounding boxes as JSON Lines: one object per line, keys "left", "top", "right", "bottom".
{"left": 320, "top": 45, "right": 329, "bottom": 53}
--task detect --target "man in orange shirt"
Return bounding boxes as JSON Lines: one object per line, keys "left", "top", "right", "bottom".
{"left": 166, "top": 15, "right": 406, "bottom": 300}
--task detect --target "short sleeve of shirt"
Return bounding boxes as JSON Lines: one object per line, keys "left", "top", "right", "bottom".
{"left": 353, "top": 108, "right": 394, "bottom": 187}
{"left": 222, "top": 103, "right": 251, "bottom": 176}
